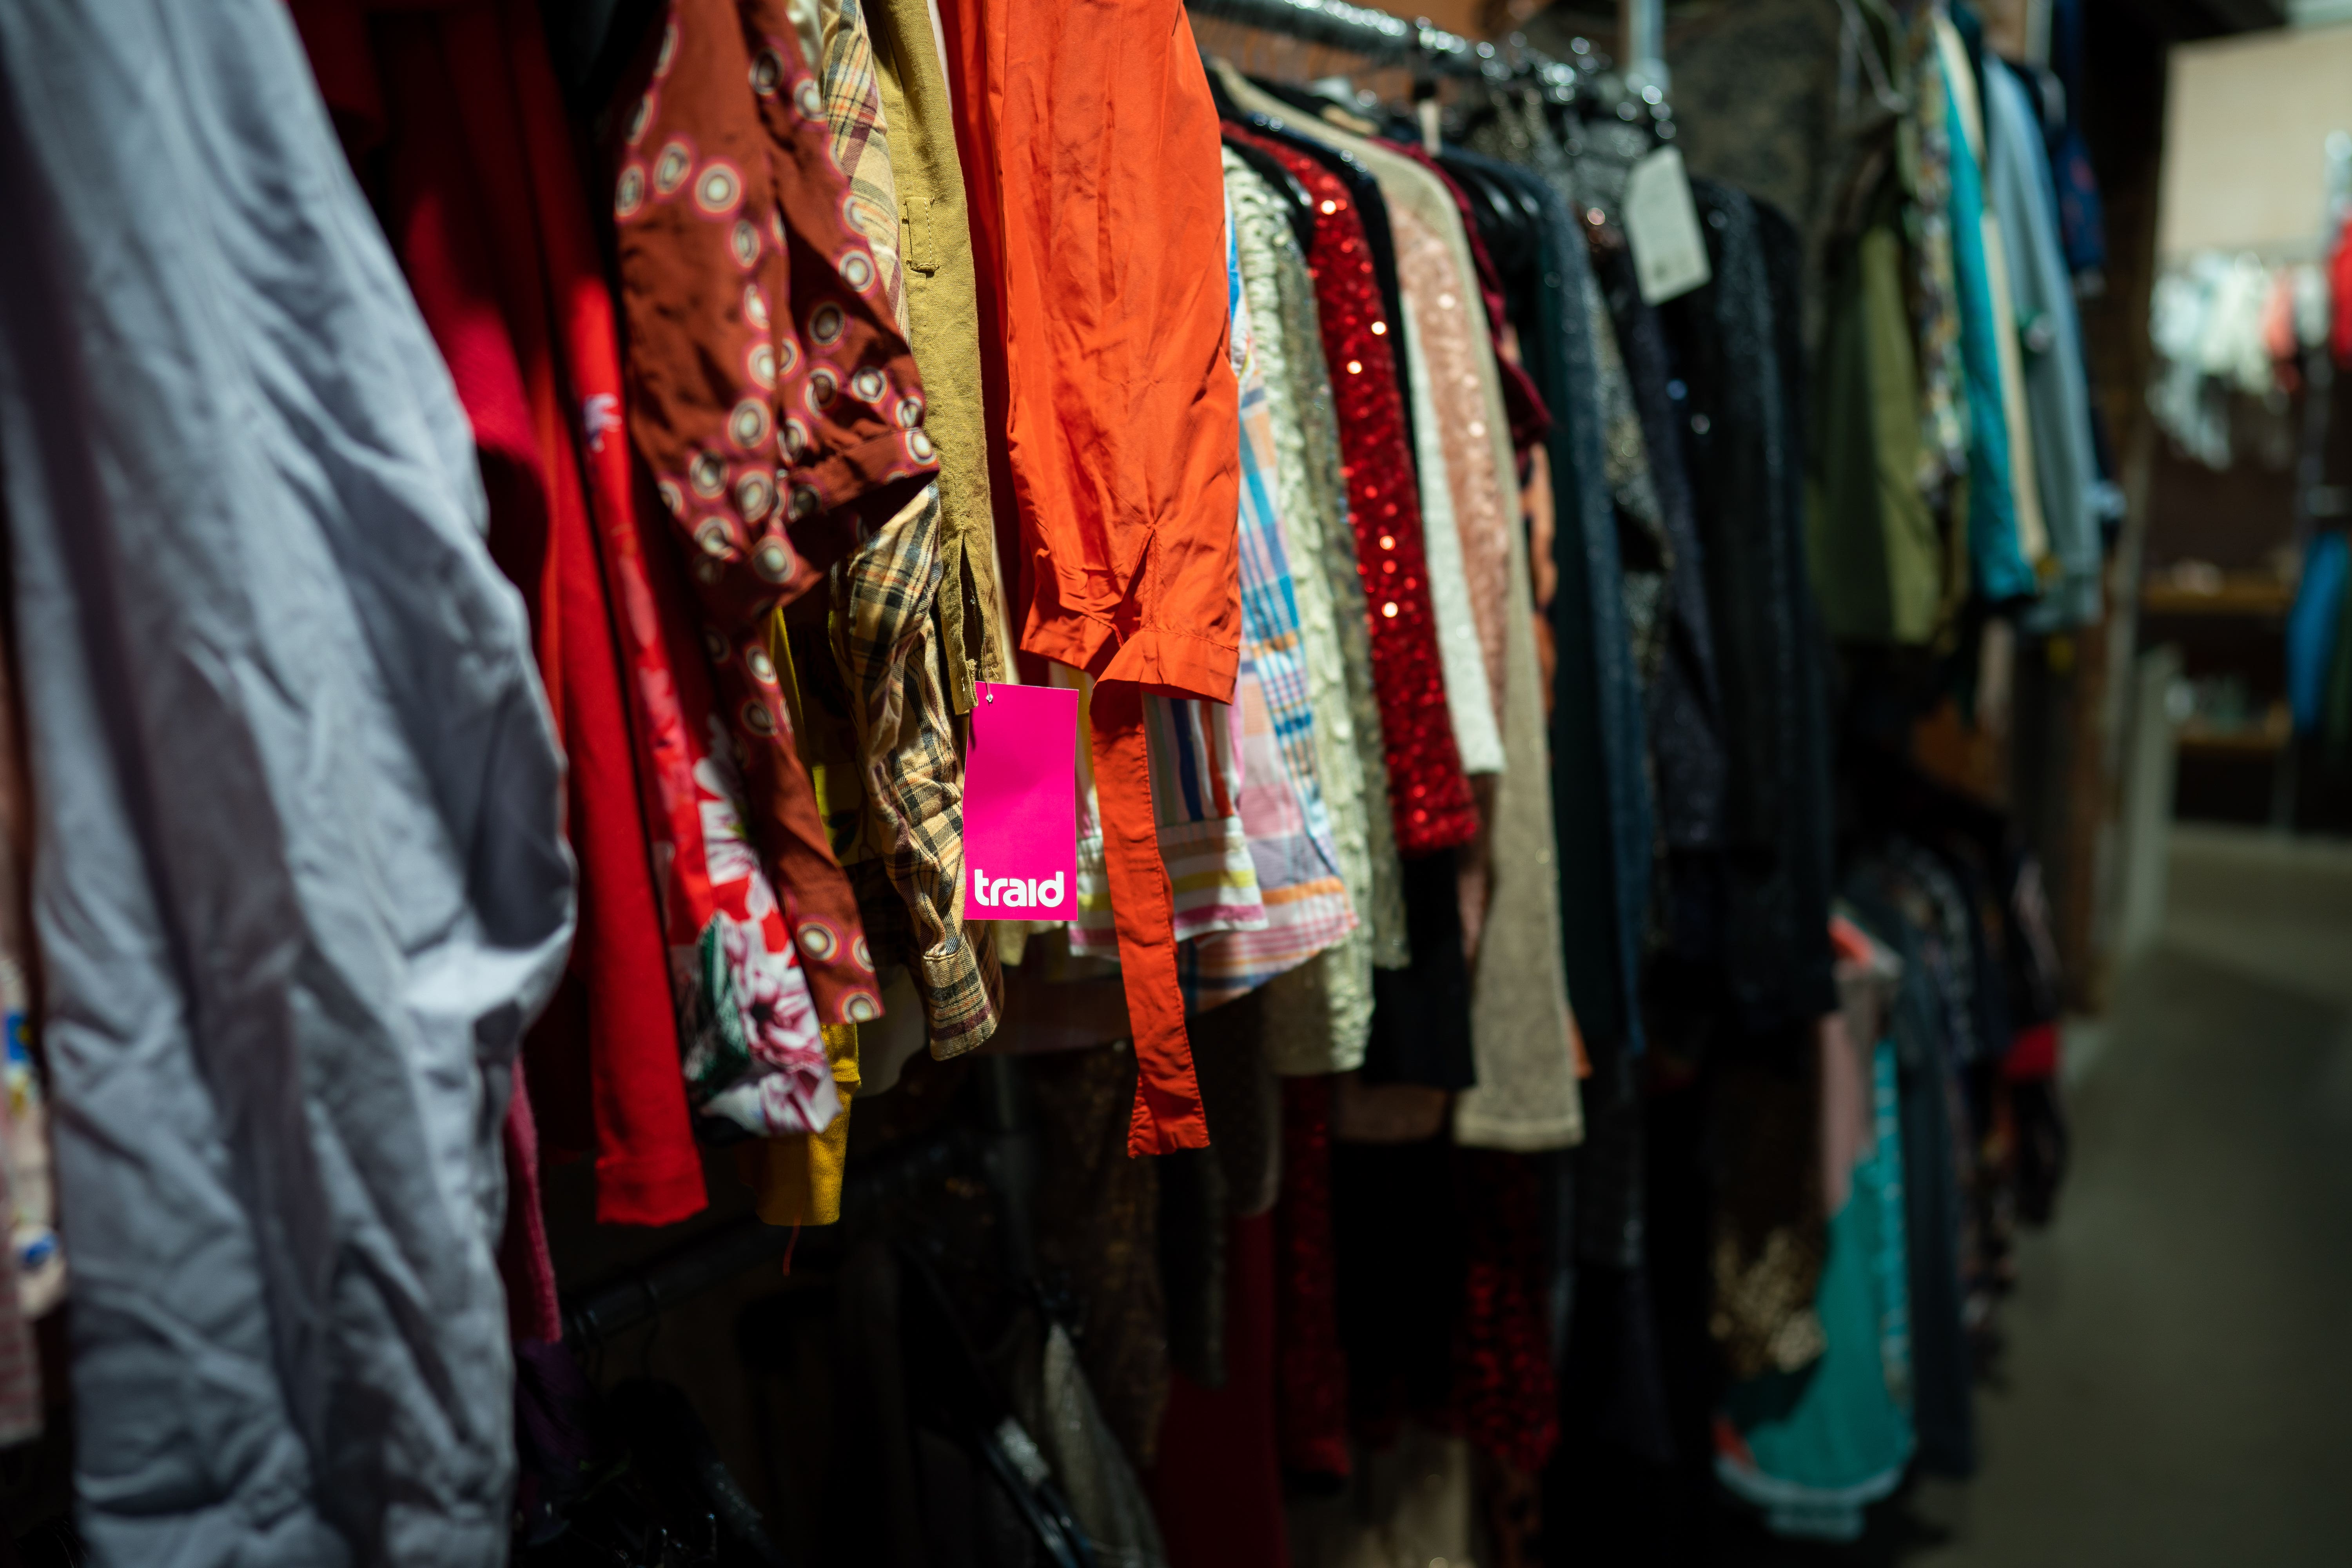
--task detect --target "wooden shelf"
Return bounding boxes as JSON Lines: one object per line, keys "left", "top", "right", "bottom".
{"left": 2178, "top": 704, "right": 2292, "bottom": 756}
{"left": 2141, "top": 575, "right": 2296, "bottom": 618}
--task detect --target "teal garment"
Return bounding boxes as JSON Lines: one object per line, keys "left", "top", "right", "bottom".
{"left": 2327, "top": 550, "right": 2352, "bottom": 763}
{"left": 2293, "top": 531, "right": 2349, "bottom": 735}
{"left": 1717, "top": 1037, "right": 1915, "bottom": 1542}
{"left": 1943, "top": 57, "right": 2035, "bottom": 605}
{"left": 1986, "top": 57, "right": 2101, "bottom": 632}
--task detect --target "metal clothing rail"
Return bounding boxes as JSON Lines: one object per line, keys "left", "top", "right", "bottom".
{"left": 1183, "top": 0, "right": 1666, "bottom": 113}
{"left": 1186, "top": 0, "right": 1464, "bottom": 70}
{"left": 1185, "top": 0, "right": 1550, "bottom": 80}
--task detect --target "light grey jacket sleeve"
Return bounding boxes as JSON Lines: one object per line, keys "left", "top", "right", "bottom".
{"left": 1986, "top": 57, "right": 2104, "bottom": 631}
{"left": 0, "top": 1, "right": 575, "bottom": 1563}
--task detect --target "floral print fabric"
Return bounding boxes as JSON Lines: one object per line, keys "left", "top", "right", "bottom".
{"left": 612, "top": 0, "right": 938, "bottom": 1027}
{"left": 679, "top": 715, "right": 835, "bottom": 1133}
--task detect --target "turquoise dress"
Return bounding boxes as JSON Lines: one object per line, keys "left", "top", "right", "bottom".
{"left": 1943, "top": 53, "right": 2036, "bottom": 605}
{"left": 1716, "top": 1037, "right": 1916, "bottom": 1541}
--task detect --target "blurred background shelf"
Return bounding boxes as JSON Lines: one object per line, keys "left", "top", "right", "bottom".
{"left": 2141, "top": 573, "right": 2298, "bottom": 617}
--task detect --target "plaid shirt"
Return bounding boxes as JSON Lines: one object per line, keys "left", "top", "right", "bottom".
{"left": 812, "top": 0, "right": 907, "bottom": 325}
{"left": 811, "top": 0, "right": 998, "bottom": 1052}
{"left": 830, "top": 487, "right": 1000, "bottom": 1053}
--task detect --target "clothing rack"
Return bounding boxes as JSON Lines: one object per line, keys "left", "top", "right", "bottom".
{"left": 1187, "top": 0, "right": 1475, "bottom": 72}
{"left": 1618, "top": 0, "right": 1664, "bottom": 96}
{"left": 1184, "top": 0, "right": 1584, "bottom": 86}
{"left": 1184, "top": 0, "right": 1665, "bottom": 120}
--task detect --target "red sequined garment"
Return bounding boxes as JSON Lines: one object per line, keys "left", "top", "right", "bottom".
{"left": 1450, "top": 1148, "right": 1560, "bottom": 1477}
{"left": 1225, "top": 127, "right": 1477, "bottom": 857}
{"left": 1273, "top": 1074, "right": 1350, "bottom": 1480}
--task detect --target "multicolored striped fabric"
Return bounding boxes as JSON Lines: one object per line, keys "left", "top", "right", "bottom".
{"left": 1189, "top": 220, "right": 1356, "bottom": 1007}
{"left": 1069, "top": 666, "right": 1266, "bottom": 956}
{"left": 1071, "top": 200, "right": 1356, "bottom": 994}
{"left": 1225, "top": 149, "right": 1392, "bottom": 1071}
{"left": 1145, "top": 690, "right": 1270, "bottom": 939}
{"left": 1064, "top": 201, "right": 1265, "bottom": 958}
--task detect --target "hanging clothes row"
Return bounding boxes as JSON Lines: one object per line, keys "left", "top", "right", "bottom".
{"left": 0, "top": 0, "right": 2088, "bottom": 1562}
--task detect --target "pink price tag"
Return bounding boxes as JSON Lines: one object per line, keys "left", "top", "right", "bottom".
{"left": 963, "top": 681, "right": 1078, "bottom": 921}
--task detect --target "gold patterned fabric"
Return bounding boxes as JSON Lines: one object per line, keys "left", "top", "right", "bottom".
{"left": 1710, "top": 1056, "right": 1828, "bottom": 1378}
{"left": 864, "top": 0, "right": 1010, "bottom": 708}
{"left": 1406, "top": 212, "right": 1513, "bottom": 737}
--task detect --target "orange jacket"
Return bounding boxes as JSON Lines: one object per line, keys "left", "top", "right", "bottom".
{"left": 942, "top": 0, "right": 1239, "bottom": 1152}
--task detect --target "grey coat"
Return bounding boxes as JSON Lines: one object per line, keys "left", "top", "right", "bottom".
{"left": 0, "top": 1, "right": 575, "bottom": 1561}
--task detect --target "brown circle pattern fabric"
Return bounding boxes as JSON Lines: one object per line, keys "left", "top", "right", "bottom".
{"left": 611, "top": 0, "right": 941, "bottom": 1024}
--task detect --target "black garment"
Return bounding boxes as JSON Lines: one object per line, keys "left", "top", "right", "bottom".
{"left": 1361, "top": 848, "right": 1477, "bottom": 1091}
{"left": 1846, "top": 748, "right": 2043, "bottom": 1064}
{"left": 1552, "top": 1042, "right": 1683, "bottom": 1549}
{"left": 1439, "top": 150, "right": 1545, "bottom": 324}
{"left": 1661, "top": 185, "right": 1841, "bottom": 1037}
{"left": 1592, "top": 238, "right": 1728, "bottom": 895}
{"left": 1331, "top": 1138, "right": 1466, "bottom": 1430}
{"left": 1452, "top": 125, "right": 1653, "bottom": 1058}
{"left": 1843, "top": 878, "right": 1978, "bottom": 1479}
{"left": 1156, "top": 1148, "right": 1229, "bottom": 1390}
{"left": 824, "top": 1244, "right": 1049, "bottom": 1568}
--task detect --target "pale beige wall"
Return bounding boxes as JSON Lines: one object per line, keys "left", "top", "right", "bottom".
{"left": 2158, "top": 24, "right": 2352, "bottom": 260}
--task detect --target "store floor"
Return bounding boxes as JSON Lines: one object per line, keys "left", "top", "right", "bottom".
{"left": 1900, "top": 826, "right": 2352, "bottom": 1567}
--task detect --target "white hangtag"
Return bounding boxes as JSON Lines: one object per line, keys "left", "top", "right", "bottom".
{"left": 1621, "top": 146, "right": 1711, "bottom": 305}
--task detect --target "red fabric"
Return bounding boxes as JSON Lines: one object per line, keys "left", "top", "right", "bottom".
{"left": 1401, "top": 146, "right": 1552, "bottom": 474}
{"left": 2333, "top": 214, "right": 2352, "bottom": 370}
{"left": 354, "top": 7, "right": 709, "bottom": 1225}
{"left": 502, "top": 0, "right": 723, "bottom": 1024}
{"left": 1448, "top": 1150, "right": 1558, "bottom": 1477}
{"left": 1225, "top": 127, "right": 1476, "bottom": 857}
{"left": 289, "top": 0, "right": 387, "bottom": 152}
{"left": 941, "top": 0, "right": 1236, "bottom": 1154}
{"left": 608, "top": 0, "right": 908, "bottom": 1026}
{"left": 2005, "top": 1020, "right": 2060, "bottom": 1082}
{"left": 1274, "top": 1075, "right": 1350, "bottom": 1479}
{"left": 1828, "top": 913, "right": 1876, "bottom": 966}
{"left": 937, "top": 0, "right": 1240, "bottom": 697}
{"left": 1149, "top": 1213, "right": 1290, "bottom": 1568}
{"left": 514, "top": 4, "right": 835, "bottom": 1142}
{"left": 500, "top": 1057, "right": 563, "bottom": 1343}
{"left": 1091, "top": 682, "right": 1208, "bottom": 1154}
